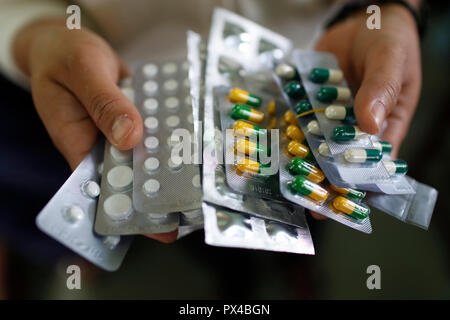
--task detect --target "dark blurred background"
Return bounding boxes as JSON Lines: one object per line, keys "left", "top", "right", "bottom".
{"left": 1, "top": 1, "right": 449, "bottom": 299}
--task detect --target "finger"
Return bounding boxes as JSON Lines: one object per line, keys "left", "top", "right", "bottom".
{"left": 310, "top": 211, "right": 327, "bottom": 220}
{"left": 31, "top": 76, "right": 98, "bottom": 170}
{"left": 144, "top": 230, "right": 179, "bottom": 243}
{"left": 354, "top": 44, "right": 406, "bottom": 134}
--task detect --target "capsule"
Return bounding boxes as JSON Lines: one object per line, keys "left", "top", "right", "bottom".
{"left": 318, "top": 142, "right": 332, "bottom": 158}
{"left": 235, "top": 138, "right": 270, "bottom": 157}
{"left": 283, "top": 110, "right": 298, "bottom": 126}
{"left": 286, "top": 125, "right": 305, "bottom": 142}
{"left": 309, "top": 68, "right": 343, "bottom": 84}
{"left": 284, "top": 81, "right": 305, "bottom": 99}
{"left": 344, "top": 148, "right": 383, "bottom": 163}
{"left": 383, "top": 160, "right": 408, "bottom": 175}
{"left": 306, "top": 120, "right": 322, "bottom": 136}
{"left": 288, "top": 158, "right": 325, "bottom": 183}
{"left": 289, "top": 175, "right": 328, "bottom": 202}
{"left": 228, "top": 88, "right": 262, "bottom": 107}
{"left": 333, "top": 125, "right": 367, "bottom": 141}
{"left": 236, "top": 158, "right": 270, "bottom": 176}
{"left": 332, "top": 196, "right": 369, "bottom": 220}
{"left": 373, "top": 140, "right": 392, "bottom": 154}
{"left": 287, "top": 140, "right": 314, "bottom": 162}
{"left": 294, "top": 100, "right": 312, "bottom": 115}
{"left": 316, "top": 86, "right": 351, "bottom": 102}
{"left": 233, "top": 120, "right": 266, "bottom": 138}
{"left": 275, "top": 63, "right": 299, "bottom": 80}
{"left": 329, "top": 184, "right": 366, "bottom": 201}
{"left": 230, "top": 104, "right": 264, "bottom": 123}
{"left": 324, "top": 105, "right": 354, "bottom": 120}
{"left": 265, "top": 100, "right": 276, "bottom": 117}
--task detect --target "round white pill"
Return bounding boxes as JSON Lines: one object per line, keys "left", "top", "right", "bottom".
{"left": 143, "top": 80, "right": 158, "bottom": 95}
{"left": 144, "top": 157, "right": 160, "bottom": 172}
{"left": 192, "top": 174, "right": 201, "bottom": 188}
{"left": 143, "top": 179, "right": 160, "bottom": 196}
{"left": 83, "top": 180, "right": 100, "bottom": 198}
{"left": 64, "top": 205, "right": 84, "bottom": 223}
{"left": 104, "top": 194, "right": 133, "bottom": 221}
{"left": 143, "top": 98, "right": 158, "bottom": 114}
{"left": 142, "top": 63, "right": 158, "bottom": 78}
{"left": 162, "top": 63, "right": 177, "bottom": 75}
{"left": 166, "top": 115, "right": 180, "bottom": 128}
{"left": 168, "top": 156, "right": 183, "bottom": 170}
{"left": 163, "top": 79, "right": 178, "bottom": 92}
{"left": 102, "top": 235, "right": 121, "bottom": 250}
{"left": 107, "top": 166, "right": 133, "bottom": 191}
{"left": 165, "top": 97, "right": 179, "bottom": 111}
{"left": 185, "top": 96, "right": 192, "bottom": 106}
{"left": 144, "top": 116, "right": 159, "bottom": 132}
{"left": 144, "top": 136, "right": 159, "bottom": 152}
{"left": 187, "top": 113, "right": 194, "bottom": 124}
{"left": 110, "top": 145, "right": 132, "bottom": 164}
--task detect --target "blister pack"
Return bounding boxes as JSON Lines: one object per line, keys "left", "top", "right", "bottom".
{"left": 36, "top": 138, "right": 132, "bottom": 271}
{"left": 202, "top": 202, "right": 314, "bottom": 255}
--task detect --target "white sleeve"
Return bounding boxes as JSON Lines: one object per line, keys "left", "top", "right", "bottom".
{"left": 0, "top": 0, "right": 67, "bottom": 89}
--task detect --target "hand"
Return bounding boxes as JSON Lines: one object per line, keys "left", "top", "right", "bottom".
{"left": 14, "top": 19, "right": 177, "bottom": 243}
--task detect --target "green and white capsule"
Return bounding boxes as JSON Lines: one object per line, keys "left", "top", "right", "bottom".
{"left": 306, "top": 120, "right": 322, "bottom": 136}
{"left": 275, "top": 63, "right": 299, "bottom": 81}
{"left": 230, "top": 104, "right": 264, "bottom": 123}
{"left": 309, "top": 68, "right": 343, "bottom": 84}
{"left": 284, "top": 81, "right": 305, "bottom": 99}
{"left": 344, "top": 148, "right": 383, "bottom": 163}
{"left": 316, "top": 86, "right": 351, "bottom": 102}
{"left": 373, "top": 140, "right": 392, "bottom": 154}
{"left": 318, "top": 142, "right": 332, "bottom": 158}
{"left": 383, "top": 160, "right": 408, "bottom": 175}
{"left": 324, "top": 105, "right": 354, "bottom": 120}
{"left": 333, "top": 125, "right": 367, "bottom": 141}
{"left": 294, "top": 100, "right": 312, "bottom": 115}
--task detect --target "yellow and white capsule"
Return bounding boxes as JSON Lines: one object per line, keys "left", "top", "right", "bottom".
{"left": 286, "top": 125, "right": 305, "bottom": 142}
{"left": 306, "top": 120, "right": 322, "bottom": 136}
{"left": 287, "top": 141, "right": 314, "bottom": 162}
{"left": 236, "top": 158, "right": 271, "bottom": 176}
{"left": 232, "top": 120, "right": 266, "bottom": 138}
{"left": 235, "top": 139, "right": 270, "bottom": 157}
{"left": 228, "top": 88, "right": 262, "bottom": 107}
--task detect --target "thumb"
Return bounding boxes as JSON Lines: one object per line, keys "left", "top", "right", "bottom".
{"left": 354, "top": 45, "right": 406, "bottom": 134}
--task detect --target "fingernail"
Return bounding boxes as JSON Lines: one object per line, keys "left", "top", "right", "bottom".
{"left": 370, "top": 101, "right": 385, "bottom": 131}
{"left": 112, "top": 114, "right": 134, "bottom": 144}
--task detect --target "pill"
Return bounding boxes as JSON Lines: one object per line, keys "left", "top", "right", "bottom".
{"left": 143, "top": 80, "right": 158, "bottom": 95}
{"left": 165, "top": 97, "right": 179, "bottom": 111}
{"left": 289, "top": 175, "right": 328, "bottom": 202}
{"left": 373, "top": 140, "right": 392, "bottom": 154}
{"left": 166, "top": 115, "right": 180, "bottom": 128}
{"left": 163, "top": 79, "right": 178, "bottom": 92}
{"left": 144, "top": 136, "right": 159, "bottom": 152}
{"left": 333, "top": 125, "right": 366, "bottom": 141}
{"left": 284, "top": 81, "right": 305, "bottom": 99}
{"left": 294, "top": 100, "right": 312, "bottom": 115}
{"left": 144, "top": 117, "right": 159, "bottom": 132}
{"left": 287, "top": 158, "right": 325, "bottom": 183}
{"left": 162, "top": 62, "right": 177, "bottom": 75}
{"left": 143, "top": 179, "right": 160, "bottom": 196}
{"left": 325, "top": 105, "right": 354, "bottom": 120}
{"left": 283, "top": 110, "right": 298, "bottom": 126}
{"left": 144, "top": 157, "right": 160, "bottom": 172}
{"left": 107, "top": 166, "right": 133, "bottom": 191}
{"left": 168, "top": 156, "right": 183, "bottom": 170}
{"left": 275, "top": 63, "right": 299, "bottom": 80}
{"left": 64, "top": 205, "right": 84, "bottom": 223}
{"left": 344, "top": 148, "right": 382, "bottom": 163}
{"left": 235, "top": 139, "right": 270, "bottom": 157}
{"left": 143, "top": 98, "right": 158, "bottom": 114}
{"left": 316, "top": 86, "right": 351, "bottom": 102}
{"left": 236, "top": 158, "right": 270, "bottom": 175}
{"left": 83, "top": 180, "right": 100, "bottom": 198}
{"left": 329, "top": 184, "right": 366, "bottom": 201}
{"left": 287, "top": 140, "right": 314, "bottom": 162}
{"left": 102, "top": 235, "right": 121, "bottom": 250}
{"left": 383, "top": 160, "right": 408, "bottom": 175}
{"left": 228, "top": 88, "right": 262, "bottom": 108}
{"left": 309, "top": 67, "right": 343, "bottom": 84}
{"left": 104, "top": 194, "right": 133, "bottom": 221}
{"left": 230, "top": 104, "right": 264, "bottom": 123}
{"left": 332, "top": 196, "right": 369, "bottom": 220}
{"left": 306, "top": 120, "right": 322, "bottom": 136}
{"left": 265, "top": 100, "right": 276, "bottom": 117}
{"left": 318, "top": 142, "right": 332, "bottom": 158}
{"left": 233, "top": 120, "right": 266, "bottom": 138}
{"left": 110, "top": 145, "right": 132, "bottom": 164}
{"left": 142, "top": 63, "right": 158, "bottom": 78}
{"left": 286, "top": 125, "right": 305, "bottom": 142}
{"left": 192, "top": 174, "right": 201, "bottom": 188}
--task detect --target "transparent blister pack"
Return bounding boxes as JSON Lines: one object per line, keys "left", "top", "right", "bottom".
{"left": 132, "top": 59, "right": 202, "bottom": 214}
{"left": 36, "top": 138, "right": 132, "bottom": 271}
{"left": 202, "top": 202, "right": 314, "bottom": 255}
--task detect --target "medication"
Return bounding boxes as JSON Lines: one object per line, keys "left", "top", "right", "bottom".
{"left": 232, "top": 120, "right": 266, "bottom": 138}
{"left": 318, "top": 142, "right": 331, "bottom": 158}
{"left": 309, "top": 67, "right": 343, "bottom": 84}
{"left": 284, "top": 81, "right": 305, "bottom": 99}
{"left": 316, "top": 86, "right": 351, "bottom": 102}
{"left": 332, "top": 196, "right": 370, "bottom": 220}
{"left": 110, "top": 145, "right": 132, "bottom": 164}
{"left": 265, "top": 100, "right": 276, "bottom": 117}
{"left": 143, "top": 80, "right": 158, "bottom": 95}
{"left": 106, "top": 166, "right": 133, "bottom": 191}
{"left": 344, "top": 148, "right": 383, "bottom": 163}
{"left": 287, "top": 158, "right": 325, "bottom": 183}
{"left": 82, "top": 181, "right": 100, "bottom": 198}
{"left": 144, "top": 116, "right": 159, "bottom": 132}
{"left": 294, "top": 100, "right": 312, "bottom": 115}
{"left": 275, "top": 63, "right": 299, "bottom": 80}
{"left": 329, "top": 184, "right": 366, "bottom": 201}
{"left": 104, "top": 194, "right": 133, "bottom": 221}
{"left": 144, "top": 157, "right": 160, "bottom": 173}
{"left": 289, "top": 175, "right": 328, "bottom": 202}
{"left": 383, "top": 160, "right": 408, "bottom": 175}
{"left": 228, "top": 88, "right": 262, "bottom": 107}
{"left": 143, "top": 179, "right": 161, "bottom": 196}
{"left": 324, "top": 105, "right": 354, "bottom": 120}
{"left": 333, "top": 125, "right": 367, "bottom": 141}
{"left": 306, "top": 120, "right": 322, "bottom": 136}
{"left": 143, "top": 98, "right": 158, "bottom": 114}
{"left": 287, "top": 141, "right": 314, "bottom": 162}
{"left": 144, "top": 136, "right": 159, "bottom": 152}
{"left": 286, "top": 125, "right": 305, "bottom": 142}
{"left": 283, "top": 110, "right": 298, "bottom": 126}
{"left": 373, "top": 140, "right": 392, "bottom": 154}
{"left": 235, "top": 139, "right": 270, "bottom": 157}
{"left": 143, "top": 63, "right": 158, "bottom": 78}
{"left": 236, "top": 158, "right": 270, "bottom": 175}
{"left": 230, "top": 104, "right": 264, "bottom": 123}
